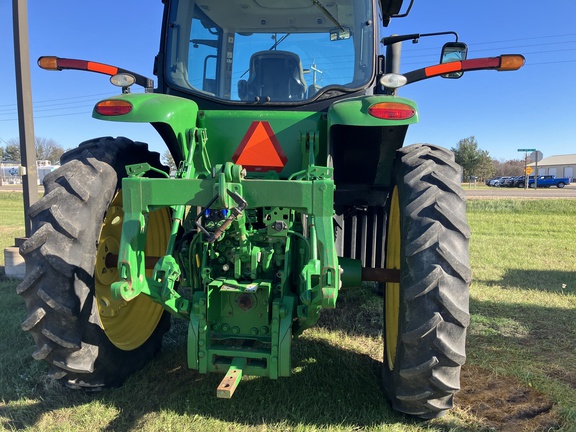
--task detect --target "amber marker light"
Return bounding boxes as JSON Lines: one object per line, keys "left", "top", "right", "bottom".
{"left": 95, "top": 100, "right": 133, "bottom": 116}
{"left": 38, "top": 56, "right": 59, "bottom": 70}
{"left": 368, "top": 102, "right": 416, "bottom": 120}
{"left": 498, "top": 55, "right": 526, "bottom": 71}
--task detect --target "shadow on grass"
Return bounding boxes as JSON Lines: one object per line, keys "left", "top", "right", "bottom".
{"left": 7, "top": 270, "right": 573, "bottom": 431}
{"left": 477, "top": 268, "right": 576, "bottom": 295}
{"left": 1, "top": 276, "right": 424, "bottom": 431}
{"left": 0, "top": 335, "right": 416, "bottom": 431}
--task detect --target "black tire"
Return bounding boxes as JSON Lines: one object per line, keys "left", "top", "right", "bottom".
{"left": 17, "top": 137, "right": 171, "bottom": 389}
{"left": 382, "top": 144, "right": 471, "bottom": 419}
{"left": 558, "top": 182, "right": 565, "bottom": 188}
{"left": 517, "top": 182, "right": 524, "bottom": 188}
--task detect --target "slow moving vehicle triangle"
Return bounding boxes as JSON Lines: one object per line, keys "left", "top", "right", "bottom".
{"left": 232, "top": 121, "right": 287, "bottom": 172}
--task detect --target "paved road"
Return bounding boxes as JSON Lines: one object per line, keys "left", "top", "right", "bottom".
{"left": 0, "top": 184, "right": 44, "bottom": 193}
{"left": 464, "top": 184, "right": 576, "bottom": 199}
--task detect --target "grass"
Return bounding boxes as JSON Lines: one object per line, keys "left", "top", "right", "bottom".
{"left": 1, "top": 194, "right": 575, "bottom": 431}
{"left": 0, "top": 193, "right": 27, "bottom": 267}
{"left": 462, "top": 182, "right": 491, "bottom": 190}
{"left": 465, "top": 199, "right": 576, "bottom": 429}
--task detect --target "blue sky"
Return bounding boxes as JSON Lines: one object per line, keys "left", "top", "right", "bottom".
{"left": 1, "top": 1, "right": 575, "bottom": 162}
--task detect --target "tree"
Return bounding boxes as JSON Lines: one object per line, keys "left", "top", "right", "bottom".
{"left": 492, "top": 158, "right": 525, "bottom": 177}
{"left": 3, "top": 137, "right": 64, "bottom": 164}
{"left": 475, "top": 151, "right": 496, "bottom": 180}
{"left": 162, "top": 149, "right": 177, "bottom": 173}
{"left": 35, "top": 137, "right": 65, "bottom": 163}
{"left": 3, "top": 142, "right": 21, "bottom": 162}
{"left": 451, "top": 136, "right": 492, "bottom": 180}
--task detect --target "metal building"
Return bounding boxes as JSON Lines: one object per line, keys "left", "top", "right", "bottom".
{"left": 528, "top": 154, "right": 576, "bottom": 180}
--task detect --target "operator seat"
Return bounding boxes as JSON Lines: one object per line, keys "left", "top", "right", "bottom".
{"left": 240, "top": 50, "right": 307, "bottom": 101}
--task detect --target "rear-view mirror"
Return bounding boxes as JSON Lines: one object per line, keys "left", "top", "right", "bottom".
{"left": 440, "top": 42, "right": 468, "bottom": 78}
{"left": 330, "top": 27, "right": 351, "bottom": 41}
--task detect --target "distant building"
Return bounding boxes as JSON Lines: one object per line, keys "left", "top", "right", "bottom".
{"left": 0, "top": 161, "right": 56, "bottom": 185}
{"left": 528, "top": 154, "right": 576, "bottom": 180}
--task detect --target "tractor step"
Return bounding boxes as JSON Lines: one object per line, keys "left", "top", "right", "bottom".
{"left": 216, "top": 357, "right": 247, "bottom": 398}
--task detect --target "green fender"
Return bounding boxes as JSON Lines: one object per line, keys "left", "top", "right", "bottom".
{"left": 327, "top": 95, "right": 419, "bottom": 127}
{"left": 92, "top": 93, "right": 199, "bottom": 160}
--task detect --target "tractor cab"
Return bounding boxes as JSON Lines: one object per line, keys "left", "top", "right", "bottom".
{"left": 160, "top": 0, "right": 381, "bottom": 104}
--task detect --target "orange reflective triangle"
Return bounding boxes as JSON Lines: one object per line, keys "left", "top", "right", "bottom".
{"left": 232, "top": 121, "right": 288, "bottom": 172}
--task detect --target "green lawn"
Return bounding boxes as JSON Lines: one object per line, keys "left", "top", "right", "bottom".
{"left": 0, "top": 193, "right": 26, "bottom": 266}
{"left": 1, "top": 195, "right": 575, "bottom": 431}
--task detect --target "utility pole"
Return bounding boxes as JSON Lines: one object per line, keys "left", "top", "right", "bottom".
{"left": 5, "top": 0, "right": 38, "bottom": 278}
{"left": 13, "top": 0, "right": 38, "bottom": 237}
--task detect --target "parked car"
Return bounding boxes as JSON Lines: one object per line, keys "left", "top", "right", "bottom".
{"left": 529, "top": 175, "right": 571, "bottom": 188}
{"left": 516, "top": 176, "right": 535, "bottom": 188}
{"left": 504, "top": 176, "right": 524, "bottom": 187}
{"left": 495, "top": 176, "right": 512, "bottom": 187}
{"left": 485, "top": 177, "right": 497, "bottom": 186}
{"left": 509, "top": 176, "right": 525, "bottom": 187}
{"left": 488, "top": 176, "right": 505, "bottom": 186}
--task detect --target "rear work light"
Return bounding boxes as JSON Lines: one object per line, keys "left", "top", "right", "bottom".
{"left": 368, "top": 102, "right": 416, "bottom": 120}
{"left": 95, "top": 100, "right": 133, "bottom": 116}
{"left": 379, "top": 73, "right": 408, "bottom": 89}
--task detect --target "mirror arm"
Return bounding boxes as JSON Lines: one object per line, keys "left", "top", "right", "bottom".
{"left": 420, "top": 31, "right": 459, "bottom": 43}
{"left": 382, "top": 31, "right": 459, "bottom": 46}
{"left": 391, "top": 0, "right": 414, "bottom": 18}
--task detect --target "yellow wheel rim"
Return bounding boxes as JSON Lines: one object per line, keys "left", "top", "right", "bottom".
{"left": 385, "top": 186, "right": 401, "bottom": 370}
{"left": 95, "top": 192, "right": 171, "bottom": 351}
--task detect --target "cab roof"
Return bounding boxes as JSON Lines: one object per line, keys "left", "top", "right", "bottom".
{"left": 192, "top": 0, "right": 406, "bottom": 32}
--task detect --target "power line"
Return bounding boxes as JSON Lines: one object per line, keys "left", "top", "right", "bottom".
{"left": 525, "top": 59, "right": 576, "bottom": 66}
{"left": 0, "top": 102, "right": 98, "bottom": 114}
{"left": 0, "top": 103, "right": 96, "bottom": 116}
{"left": 0, "top": 91, "right": 117, "bottom": 108}
{"left": 0, "top": 91, "right": 118, "bottom": 119}
{"left": 33, "top": 111, "right": 94, "bottom": 119}
{"left": 470, "top": 33, "right": 576, "bottom": 46}
{"left": 401, "top": 39, "right": 576, "bottom": 60}
{"left": 390, "top": 33, "right": 576, "bottom": 55}
{"left": 0, "top": 110, "right": 93, "bottom": 122}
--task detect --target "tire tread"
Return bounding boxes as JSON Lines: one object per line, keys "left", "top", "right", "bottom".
{"left": 382, "top": 144, "right": 471, "bottom": 419}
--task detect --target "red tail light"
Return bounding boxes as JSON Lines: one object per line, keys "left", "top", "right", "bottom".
{"left": 368, "top": 102, "right": 416, "bottom": 120}
{"left": 95, "top": 100, "right": 133, "bottom": 116}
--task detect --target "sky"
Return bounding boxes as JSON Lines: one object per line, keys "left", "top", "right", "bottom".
{"left": 1, "top": 1, "right": 575, "bottom": 162}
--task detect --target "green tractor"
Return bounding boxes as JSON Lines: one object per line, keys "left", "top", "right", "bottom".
{"left": 18, "top": 0, "right": 524, "bottom": 419}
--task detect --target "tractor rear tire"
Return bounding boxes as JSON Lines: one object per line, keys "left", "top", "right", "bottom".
{"left": 382, "top": 144, "right": 471, "bottom": 419}
{"left": 17, "top": 137, "right": 171, "bottom": 389}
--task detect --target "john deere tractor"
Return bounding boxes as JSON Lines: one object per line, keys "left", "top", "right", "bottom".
{"left": 18, "top": 0, "right": 524, "bottom": 418}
